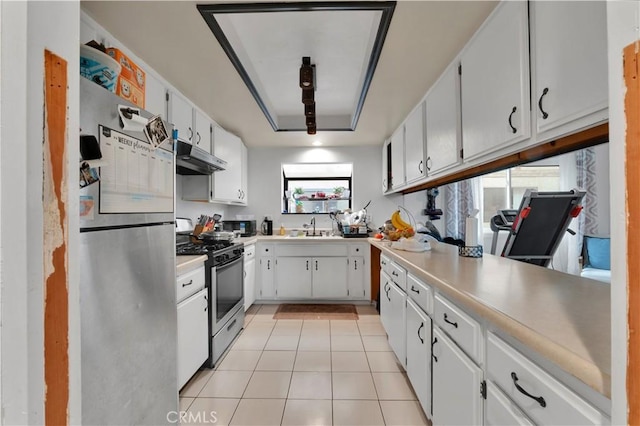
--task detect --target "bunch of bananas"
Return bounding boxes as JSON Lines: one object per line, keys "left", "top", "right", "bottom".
{"left": 391, "top": 210, "right": 411, "bottom": 230}
{"left": 385, "top": 210, "right": 415, "bottom": 241}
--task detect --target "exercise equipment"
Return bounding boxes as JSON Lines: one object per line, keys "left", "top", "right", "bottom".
{"left": 491, "top": 189, "right": 585, "bottom": 267}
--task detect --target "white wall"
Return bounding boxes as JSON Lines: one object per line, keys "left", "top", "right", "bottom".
{"left": 1, "top": 1, "right": 81, "bottom": 424}
{"left": 607, "top": 2, "right": 638, "bottom": 424}
{"left": 228, "top": 146, "right": 402, "bottom": 232}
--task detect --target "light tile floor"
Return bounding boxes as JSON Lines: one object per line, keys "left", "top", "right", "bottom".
{"left": 179, "top": 304, "right": 430, "bottom": 426}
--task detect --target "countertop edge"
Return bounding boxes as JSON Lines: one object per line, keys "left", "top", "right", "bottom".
{"left": 370, "top": 239, "right": 611, "bottom": 399}
{"left": 176, "top": 254, "right": 208, "bottom": 276}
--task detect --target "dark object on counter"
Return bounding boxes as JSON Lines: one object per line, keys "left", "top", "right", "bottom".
{"left": 424, "top": 188, "right": 443, "bottom": 220}
{"left": 261, "top": 217, "right": 273, "bottom": 235}
{"left": 443, "top": 237, "right": 465, "bottom": 247}
{"left": 222, "top": 220, "right": 257, "bottom": 237}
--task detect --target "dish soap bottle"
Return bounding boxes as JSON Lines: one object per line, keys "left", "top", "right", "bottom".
{"left": 279, "top": 224, "right": 286, "bottom": 236}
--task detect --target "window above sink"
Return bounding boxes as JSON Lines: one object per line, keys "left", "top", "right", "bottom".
{"left": 282, "top": 163, "right": 352, "bottom": 214}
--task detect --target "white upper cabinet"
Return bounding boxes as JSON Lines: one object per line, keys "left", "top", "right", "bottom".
{"left": 390, "top": 127, "right": 405, "bottom": 189}
{"left": 194, "top": 109, "right": 212, "bottom": 154}
{"left": 168, "top": 91, "right": 193, "bottom": 143}
{"left": 425, "top": 63, "right": 462, "bottom": 176}
{"left": 460, "top": 1, "right": 530, "bottom": 161}
{"left": 213, "top": 126, "right": 244, "bottom": 204}
{"left": 404, "top": 102, "right": 426, "bottom": 184}
{"left": 382, "top": 140, "right": 391, "bottom": 193}
{"left": 144, "top": 73, "right": 167, "bottom": 119}
{"left": 530, "top": 1, "right": 608, "bottom": 140}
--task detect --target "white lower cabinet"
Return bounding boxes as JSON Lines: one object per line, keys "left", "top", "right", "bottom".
{"left": 243, "top": 244, "right": 256, "bottom": 311}
{"left": 347, "top": 256, "right": 365, "bottom": 299}
{"left": 432, "top": 326, "right": 484, "bottom": 425}
{"left": 275, "top": 257, "right": 312, "bottom": 298}
{"left": 255, "top": 243, "right": 368, "bottom": 301}
{"left": 313, "top": 257, "right": 348, "bottom": 298}
{"left": 486, "top": 380, "right": 534, "bottom": 426}
{"left": 258, "top": 255, "right": 275, "bottom": 299}
{"left": 406, "top": 298, "right": 432, "bottom": 418}
{"left": 381, "top": 279, "right": 406, "bottom": 368}
{"left": 487, "top": 332, "right": 609, "bottom": 425}
{"left": 177, "top": 289, "right": 208, "bottom": 389}
{"left": 275, "top": 257, "right": 348, "bottom": 299}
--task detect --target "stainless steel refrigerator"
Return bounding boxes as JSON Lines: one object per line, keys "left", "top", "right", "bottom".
{"left": 79, "top": 78, "right": 177, "bottom": 425}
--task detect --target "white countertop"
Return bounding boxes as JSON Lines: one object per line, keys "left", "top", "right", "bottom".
{"left": 176, "top": 254, "right": 208, "bottom": 276}
{"left": 370, "top": 239, "right": 611, "bottom": 398}
{"left": 236, "top": 235, "right": 369, "bottom": 245}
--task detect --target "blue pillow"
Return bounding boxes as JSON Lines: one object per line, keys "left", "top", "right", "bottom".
{"left": 585, "top": 237, "right": 610, "bottom": 270}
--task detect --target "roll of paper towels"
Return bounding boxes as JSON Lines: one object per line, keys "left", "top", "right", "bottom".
{"left": 465, "top": 217, "right": 478, "bottom": 247}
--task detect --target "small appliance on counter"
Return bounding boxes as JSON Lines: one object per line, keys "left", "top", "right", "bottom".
{"left": 222, "top": 220, "right": 257, "bottom": 237}
{"left": 261, "top": 217, "right": 273, "bottom": 235}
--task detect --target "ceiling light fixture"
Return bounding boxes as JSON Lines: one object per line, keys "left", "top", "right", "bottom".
{"left": 312, "top": 140, "right": 322, "bottom": 146}
{"left": 300, "top": 56, "right": 317, "bottom": 135}
{"left": 299, "top": 56, "right": 314, "bottom": 89}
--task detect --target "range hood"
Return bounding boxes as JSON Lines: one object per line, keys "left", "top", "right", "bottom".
{"left": 176, "top": 140, "right": 227, "bottom": 175}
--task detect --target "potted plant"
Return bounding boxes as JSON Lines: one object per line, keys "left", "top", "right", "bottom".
{"left": 295, "top": 200, "right": 304, "bottom": 213}
{"left": 293, "top": 187, "right": 304, "bottom": 199}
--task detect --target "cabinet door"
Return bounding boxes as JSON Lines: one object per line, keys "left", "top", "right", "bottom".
{"left": 348, "top": 256, "right": 365, "bottom": 299}
{"left": 404, "top": 102, "right": 426, "bottom": 183}
{"left": 390, "top": 127, "right": 405, "bottom": 189}
{"left": 212, "top": 126, "right": 243, "bottom": 202}
{"left": 145, "top": 73, "right": 167, "bottom": 119}
{"left": 258, "top": 257, "right": 275, "bottom": 299}
{"left": 177, "top": 289, "right": 208, "bottom": 389}
{"left": 486, "top": 381, "right": 534, "bottom": 426}
{"left": 380, "top": 272, "right": 392, "bottom": 333}
{"left": 531, "top": 1, "right": 608, "bottom": 137}
{"left": 432, "top": 327, "right": 483, "bottom": 426}
{"left": 168, "top": 91, "right": 193, "bottom": 143}
{"left": 239, "top": 142, "right": 248, "bottom": 205}
{"left": 194, "top": 110, "right": 212, "bottom": 154}
{"left": 406, "top": 299, "right": 432, "bottom": 418}
{"left": 244, "top": 257, "right": 256, "bottom": 311}
{"left": 387, "top": 282, "right": 407, "bottom": 367}
{"left": 461, "top": 1, "right": 530, "bottom": 161}
{"left": 382, "top": 140, "right": 391, "bottom": 192}
{"left": 313, "top": 257, "right": 348, "bottom": 298}
{"left": 426, "top": 64, "right": 462, "bottom": 175}
{"left": 275, "top": 257, "right": 312, "bottom": 299}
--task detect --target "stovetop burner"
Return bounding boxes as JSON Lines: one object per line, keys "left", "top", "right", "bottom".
{"left": 176, "top": 240, "right": 239, "bottom": 256}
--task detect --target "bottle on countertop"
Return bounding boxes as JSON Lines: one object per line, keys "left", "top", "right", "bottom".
{"left": 279, "top": 224, "right": 286, "bottom": 236}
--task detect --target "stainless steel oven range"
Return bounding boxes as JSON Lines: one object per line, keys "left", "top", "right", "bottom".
{"left": 177, "top": 239, "right": 244, "bottom": 368}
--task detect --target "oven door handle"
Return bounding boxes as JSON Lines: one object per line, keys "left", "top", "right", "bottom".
{"left": 216, "top": 254, "right": 244, "bottom": 270}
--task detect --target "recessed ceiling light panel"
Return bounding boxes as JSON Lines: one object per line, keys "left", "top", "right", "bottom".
{"left": 197, "top": 2, "right": 397, "bottom": 133}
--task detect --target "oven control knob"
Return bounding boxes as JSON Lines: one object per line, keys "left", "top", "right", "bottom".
{"left": 215, "top": 255, "right": 223, "bottom": 263}
{"left": 224, "top": 254, "right": 230, "bottom": 261}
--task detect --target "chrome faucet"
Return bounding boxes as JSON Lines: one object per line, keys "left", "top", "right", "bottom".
{"left": 310, "top": 217, "right": 316, "bottom": 236}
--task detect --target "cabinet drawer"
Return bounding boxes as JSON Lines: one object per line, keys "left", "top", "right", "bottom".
{"left": 487, "top": 333, "right": 609, "bottom": 425}
{"left": 486, "top": 380, "right": 534, "bottom": 426}
{"left": 176, "top": 265, "right": 205, "bottom": 303}
{"left": 380, "top": 254, "right": 392, "bottom": 275}
{"left": 244, "top": 244, "right": 255, "bottom": 259}
{"left": 258, "top": 244, "right": 274, "bottom": 256}
{"left": 388, "top": 261, "right": 407, "bottom": 291}
{"left": 407, "top": 273, "right": 433, "bottom": 316}
{"left": 349, "top": 243, "right": 367, "bottom": 256}
{"left": 434, "top": 293, "right": 483, "bottom": 364}
{"left": 275, "top": 244, "right": 348, "bottom": 257}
